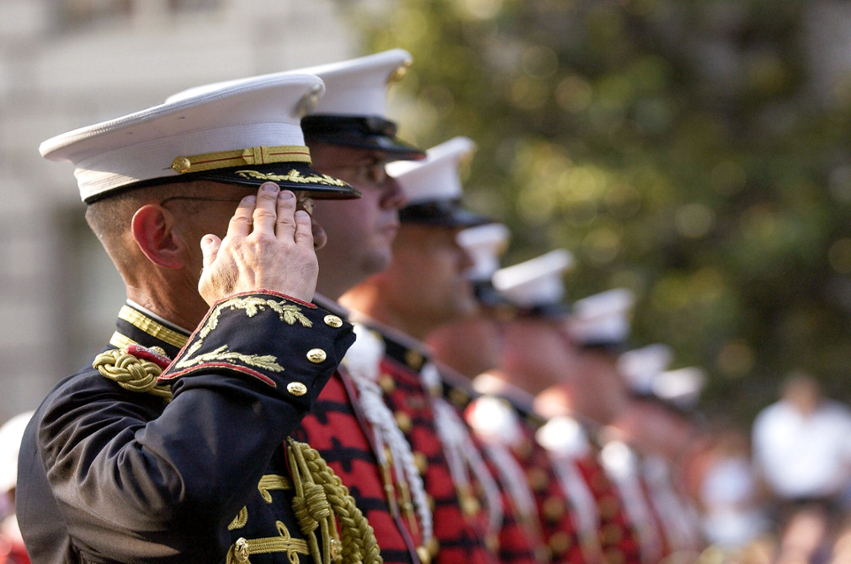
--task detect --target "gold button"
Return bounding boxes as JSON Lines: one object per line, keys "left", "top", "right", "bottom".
{"left": 394, "top": 411, "right": 412, "bottom": 433}
{"left": 527, "top": 467, "right": 549, "bottom": 492}
{"left": 417, "top": 546, "right": 431, "bottom": 564}
{"left": 171, "top": 156, "right": 192, "bottom": 173}
{"left": 287, "top": 382, "right": 308, "bottom": 397}
{"left": 306, "top": 348, "right": 327, "bottom": 363}
{"left": 404, "top": 349, "right": 424, "bottom": 370}
{"left": 543, "top": 496, "right": 565, "bottom": 522}
{"left": 413, "top": 452, "right": 428, "bottom": 474}
{"left": 324, "top": 315, "right": 343, "bottom": 328}
{"left": 234, "top": 538, "right": 250, "bottom": 563}
{"left": 379, "top": 374, "right": 396, "bottom": 393}
{"left": 428, "top": 537, "right": 440, "bottom": 557}
{"left": 548, "top": 532, "right": 572, "bottom": 555}
{"left": 448, "top": 387, "right": 469, "bottom": 408}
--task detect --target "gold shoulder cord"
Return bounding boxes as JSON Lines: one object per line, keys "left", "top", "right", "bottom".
{"left": 93, "top": 348, "right": 173, "bottom": 400}
{"left": 287, "top": 439, "right": 383, "bottom": 564}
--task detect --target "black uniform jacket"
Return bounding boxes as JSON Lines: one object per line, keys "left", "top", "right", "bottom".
{"left": 16, "top": 292, "right": 355, "bottom": 564}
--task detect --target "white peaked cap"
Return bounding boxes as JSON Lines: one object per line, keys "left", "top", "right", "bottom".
{"left": 492, "top": 249, "right": 574, "bottom": 307}
{"left": 652, "top": 367, "right": 706, "bottom": 409}
{"left": 295, "top": 49, "right": 413, "bottom": 117}
{"left": 43, "top": 73, "right": 348, "bottom": 203}
{"left": 568, "top": 288, "right": 635, "bottom": 345}
{"left": 618, "top": 343, "right": 673, "bottom": 394}
{"left": 0, "top": 411, "right": 33, "bottom": 492}
{"left": 166, "top": 49, "right": 412, "bottom": 119}
{"left": 457, "top": 223, "right": 511, "bottom": 282}
{"left": 386, "top": 137, "right": 476, "bottom": 203}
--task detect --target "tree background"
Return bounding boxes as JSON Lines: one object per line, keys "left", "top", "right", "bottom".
{"left": 346, "top": 0, "right": 851, "bottom": 424}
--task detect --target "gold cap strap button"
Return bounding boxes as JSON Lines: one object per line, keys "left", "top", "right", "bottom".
{"left": 287, "top": 382, "right": 308, "bottom": 397}
{"left": 306, "top": 348, "right": 327, "bottom": 364}
{"left": 234, "top": 538, "right": 250, "bottom": 563}
{"left": 323, "top": 315, "right": 343, "bottom": 328}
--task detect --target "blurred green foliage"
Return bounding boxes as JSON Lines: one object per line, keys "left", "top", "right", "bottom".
{"left": 348, "top": 0, "right": 851, "bottom": 423}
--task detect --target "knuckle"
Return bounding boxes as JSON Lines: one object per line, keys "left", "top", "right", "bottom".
{"left": 253, "top": 208, "right": 276, "bottom": 222}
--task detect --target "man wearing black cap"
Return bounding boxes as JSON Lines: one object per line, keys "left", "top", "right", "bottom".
{"left": 17, "top": 75, "right": 369, "bottom": 563}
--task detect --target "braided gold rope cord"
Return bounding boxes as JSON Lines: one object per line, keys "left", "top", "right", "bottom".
{"left": 93, "top": 348, "right": 172, "bottom": 400}
{"left": 288, "top": 439, "right": 383, "bottom": 564}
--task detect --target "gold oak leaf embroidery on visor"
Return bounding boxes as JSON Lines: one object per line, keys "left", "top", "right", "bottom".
{"left": 177, "top": 296, "right": 313, "bottom": 370}
{"left": 234, "top": 169, "right": 349, "bottom": 187}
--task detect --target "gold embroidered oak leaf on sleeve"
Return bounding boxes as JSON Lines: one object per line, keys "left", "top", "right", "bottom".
{"left": 179, "top": 296, "right": 313, "bottom": 367}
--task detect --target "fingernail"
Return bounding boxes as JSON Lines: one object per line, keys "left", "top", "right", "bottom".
{"left": 296, "top": 210, "right": 309, "bottom": 218}
{"left": 244, "top": 196, "right": 255, "bottom": 203}
{"left": 201, "top": 235, "right": 213, "bottom": 246}
{"left": 280, "top": 190, "right": 295, "bottom": 199}
{"left": 263, "top": 183, "right": 279, "bottom": 192}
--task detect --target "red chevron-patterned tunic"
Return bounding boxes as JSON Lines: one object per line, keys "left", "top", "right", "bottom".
{"left": 464, "top": 386, "right": 589, "bottom": 564}
{"left": 378, "top": 336, "right": 503, "bottom": 564}
{"left": 292, "top": 369, "right": 420, "bottom": 564}
{"left": 574, "top": 450, "right": 644, "bottom": 564}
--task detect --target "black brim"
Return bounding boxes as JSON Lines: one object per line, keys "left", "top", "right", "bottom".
{"left": 194, "top": 161, "right": 360, "bottom": 199}
{"left": 302, "top": 115, "right": 426, "bottom": 162}
{"left": 400, "top": 200, "right": 492, "bottom": 228}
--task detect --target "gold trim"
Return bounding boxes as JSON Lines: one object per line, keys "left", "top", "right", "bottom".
{"left": 226, "top": 521, "right": 310, "bottom": 564}
{"left": 118, "top": 306, "right": 188, "bottom": 349}
{"left": 109, "top": 332, "right": 138, "bottom": 350}
{"left": 234, "top": 169, "right": 349, "bottom": 187}
{"left": 228, "top": 507, "right": 249, "bottom": 530}
{"left": 258, "top": 474, "right": 294, "bottom": 504}
{"left": 171, "top": 145, "right": 312, "bottom": 174}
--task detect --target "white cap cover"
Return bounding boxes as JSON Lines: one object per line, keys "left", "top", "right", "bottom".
{"left": 386, "top": 137, "right": 475, "bottom": 203}
{"left": 492, "top": 249, "right": 574, "bottom": 308}
{"left": 618, "top": 343, "right": 673, "bottom": 394}
{"left": 457, "top": 223, "right": 511, "bottom": 282}
{"left": 652, "top": 366, "right": 706, "bottom": 409}
{"left": 44, "top": 73, "right": 354, "bottom": 202}
{"left": 568, "top": 288, "right": 635, "bottom": 346}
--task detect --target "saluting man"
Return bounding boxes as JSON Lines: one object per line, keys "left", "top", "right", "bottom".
{"left": 17, "top": 74, "right": 369, "bottom": 563}
{"left": 169, "top": 51, "right": 497, "bottom": 564}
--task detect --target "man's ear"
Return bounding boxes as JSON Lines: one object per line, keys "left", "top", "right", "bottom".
{"left": 131, "top": 204, "right": 188, "bottom": 269}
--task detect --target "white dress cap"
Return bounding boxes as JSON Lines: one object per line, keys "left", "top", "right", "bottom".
{"left": 296, "top": 48, "right": 413, "bottom": 117}
{"left": 568, "top": 288, "right": 635, "bottom": 346}
{"left": 457, "top": 223, "right": 511, "bottom": 282}
{"left": 652, "top": 367, "right": 706, "bottom": 409}
{"left": 168, "top": 49, "right": 413, "bottom": 119}
{"left": 618, "top": 343, "right": 673, "bottom": 395}
{"left": 492, "top": 249, "right": 574, "bottom": 308}
{"left": 43, "top": 73, "right": 358, "bottom": 203}
{"left": 386, "top": 137, "right": 476, "bottom": 204}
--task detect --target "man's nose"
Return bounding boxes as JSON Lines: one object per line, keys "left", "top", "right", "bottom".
{"left": 380, "top": 175, "right": 408, "bottom": 210}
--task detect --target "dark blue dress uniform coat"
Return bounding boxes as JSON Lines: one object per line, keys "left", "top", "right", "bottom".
{"left": 16, "top": 292, "right": 355, "bottom": 564}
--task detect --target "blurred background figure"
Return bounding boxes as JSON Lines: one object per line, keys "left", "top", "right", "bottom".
{"left": 0, "top": 412, "right": 32, "bottom": 564}
{"left": 698, "top": 429, "right": 770, "bottom": 550}
{"left": 752, "top": 372, "right": 851, "bottom": 563}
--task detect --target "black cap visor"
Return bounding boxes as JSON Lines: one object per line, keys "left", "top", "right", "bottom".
{"left": 400, "top": 200, "right": 492, "bottom": 228}
{"left": 302, "top": 115, "right": 426, "bottom": 162}
{"left": 88, "top": 161, "right": 361, "bottom": 204}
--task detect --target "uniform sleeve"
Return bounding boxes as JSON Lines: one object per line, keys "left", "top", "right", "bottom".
{"left": 36, "top": 291, "right": 354, "bottom": 563}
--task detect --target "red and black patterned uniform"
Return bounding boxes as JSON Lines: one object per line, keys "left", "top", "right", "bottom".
{"left": 458, "top": 382, "right": 588, "bottom": 564}
{"left": 293, "top": 369, "right": 421, "bottom": 564}
{"left": 574, "top": 444, "right": 644, "bottom": 564}
{"left": 378, "top": 335, "right": 502, "bottom": 564}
